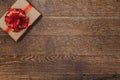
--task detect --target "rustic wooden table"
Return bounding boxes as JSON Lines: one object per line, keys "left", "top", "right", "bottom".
{"left": 0, "top": 0, "right": 120, "bottom": 80}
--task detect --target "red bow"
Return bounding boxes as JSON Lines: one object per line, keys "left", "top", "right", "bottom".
{"left": 5, "top": 4, "right": 32, "bottom": 33}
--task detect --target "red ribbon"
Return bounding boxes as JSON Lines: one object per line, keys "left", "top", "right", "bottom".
{"left": 24, "top": 4, "right": 32, "bottom": 13}
{"left": 5, "top": 4, "right": 32, "bottom": 33}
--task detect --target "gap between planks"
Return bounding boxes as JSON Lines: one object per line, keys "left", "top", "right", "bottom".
{"left": 43, "top": 16, "right": 120, "bottom": 19}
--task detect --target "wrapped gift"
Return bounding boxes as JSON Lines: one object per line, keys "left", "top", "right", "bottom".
{"left": 0, "top": 0, "right": 41, "bottom": 41}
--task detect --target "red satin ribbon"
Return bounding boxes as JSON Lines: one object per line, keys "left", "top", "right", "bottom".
{"left": 5, "top": 27, "right": 12, "bottom": 34}
{"left": 5, "top": 4, "right": 32, "bottom": 34}
{"left": 24, "top": 4, "right": 32, "bottom": 13}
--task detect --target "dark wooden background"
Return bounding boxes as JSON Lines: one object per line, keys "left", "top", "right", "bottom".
{"left": 0, "top": 0, "right": 120, "bottom": 80}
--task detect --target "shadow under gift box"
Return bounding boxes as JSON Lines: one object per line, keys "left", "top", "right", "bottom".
{"left": 0, "top": 0, "right": 41, "bottom": 42}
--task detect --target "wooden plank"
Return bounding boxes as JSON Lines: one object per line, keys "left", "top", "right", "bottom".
{"left": 27, "top": 18, "right": 120, "bottom": 36}
{"left": 0, "top": 74, "right": 116, "bottom": 80}
{"left": 0, "top": 35, "right": 120, "bottom": 55}
{"left": 0, "top": 18, "right": 120, "bottom": 35}
{"left": 0, "top": 55, "right": 119, "bottom": 74}
{"left": 0, "top": 74, "right": 119, "bottom": 80}
{"left": 32, "top": 0, "right": 120, "bottom": 17}
{"left": 0, "top": 0, "right": 120, "bottom": 17}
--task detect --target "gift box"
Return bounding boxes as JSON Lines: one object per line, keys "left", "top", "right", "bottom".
{"left": 0, "top": 0, "right": 41, "bottom": 42}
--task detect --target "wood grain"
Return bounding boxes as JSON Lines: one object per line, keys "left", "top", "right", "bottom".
{"left": 0, "top": 35, "right": 120, "bottom": 55}
{"left": 0, "top": 74, "right": 119, "bottom": 80}
{"left": 0, "top": 18, "right": 120, "bottom": 35}
{"left": 0, "top": 55, "right": 119, "bottom": 73}
{"left": 0, "top": 0, "right": 120, "bottom": 17}
{"left": 0, "top": 0, "right": 120, "bottom": 80}
{"left": 33, "top": 0, "right": 120, "bottom": 17}
{"left": 0, "top": 54, "right": 120, "bottom": 79}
